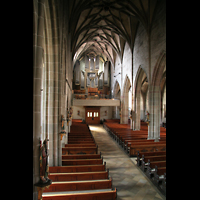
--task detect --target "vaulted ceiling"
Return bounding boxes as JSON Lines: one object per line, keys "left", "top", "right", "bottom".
{"left": 69, "top": 0, "right": 159, "bottom": 67}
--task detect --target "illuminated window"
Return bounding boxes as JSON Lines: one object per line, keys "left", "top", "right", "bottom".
{"left": 87, "top": 112, "right": 90, "bottom": 117}
{"left": 90, "top": 112, "right": 92, "bottom": 117}
{"left": 94, "top": 112, "right": 98, "bottom": 117}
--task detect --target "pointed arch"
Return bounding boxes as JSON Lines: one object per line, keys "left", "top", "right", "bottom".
{"left": 113, "top": 80, "right": 121, "bottom": 99}
{"left": 112, "top": 80, "right": 121, "bottom": 119}
{"left": 133, "top": 65, "right": 148, "bottom": 130}
{"left": 150, "top": 51, "right": 166, "bottom": 140}
{"left": 152, "top": 51, "right": 166, "bottom": 87}
{"left": 121, "top": 75, "right": 131, "bottom": 124}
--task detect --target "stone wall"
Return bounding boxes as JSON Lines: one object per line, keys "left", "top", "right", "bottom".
{"left": 110, "top": 0, "right": 166, "bottom": 135}
{"left": 33, "top": 1, "right": 73, "bottom": 199}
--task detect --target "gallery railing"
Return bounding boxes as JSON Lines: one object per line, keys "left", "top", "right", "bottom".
{"left": 73, "top": 93, "right": 113, "bottom": 100}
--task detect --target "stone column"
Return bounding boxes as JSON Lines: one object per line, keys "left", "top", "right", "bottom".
{"left": 46, "top": 58, "right": 54, "bottom": 166}
{"left": 33, "top": 0, "right": 45, "bottom": 199}
{"left": 147, "top": 85, "right": 154, "bottom": 139}
{"left": 147, "top": 85, "right": 160, "bottom": 141}
{"left": 53, "top": 54, "right": 59, "bottom": 166}
{"left": 153, "top": 86, "right": 161, "bottom": 141}
{"left": 146, "top": 20, "right": 155, "bottom": 139}
{"left": 135, "top": 92, "right": 141, "bottom": 130}
{"left": 120, "top": 100, "right": 123, "bottom": 124}
{"left": 120, "top": 63, "right": 123, "bottom": 124}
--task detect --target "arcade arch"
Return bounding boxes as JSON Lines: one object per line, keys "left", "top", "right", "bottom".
{"left": 113, "top": 81, "right": 121, "bottom": 118}
{"left": 122, "top": 75, "right": 131, "bottom": 124}
{"left": 133, "top": 66, "right": 148, "bottom": 130}
{"left": 150, "top": 51, "right": 166, "bottom": 140}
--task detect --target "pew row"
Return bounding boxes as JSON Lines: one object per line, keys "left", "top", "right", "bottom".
{"left": 43, "top": 178, "right": 113, "bottom": 193}
{"left": 129, "top": 144, "right": 166, "bottom": 157}
{"left": 46, "top": 120, "right": 117, "bottom": 200}
{"left": 141, "top": 156, "right": 166, "bottom": 172}
{"left": 65, "top": 144, "right": 97, "bottom": 147}
{"left": 126, "top": 140, "right": 166, "bottom": 154}
{"left": 137, "top": 151, "right": 166, "bottom": 166}
{"left": 49, "top": 170, "right": 109, "bottom": 182}
{"left": 49, "top": 165, "right": 106, "bottom": 173}
{"left": 62, "top": 158, "right": 103, "bottom": 166}
{"left": 136, "top": 151, "right": 166, "bottom": 195}
{"left": 42, "top": 188, "right": 117, "bottom": 200}
{"left": 103, "top": 121, "right": 166, "bottom": 153}
{"left": 146, "top": 161, "right": 166, "bottom": 195}
{"left": 62, "top": 153, "right": 101, "bottom": 160}
{"left": 62, "top": 146, "right": 98, "bottom": 155}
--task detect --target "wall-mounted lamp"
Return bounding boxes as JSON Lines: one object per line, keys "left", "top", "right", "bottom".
{"left": 114, "top": 72, "right": 121, "bottom": 77}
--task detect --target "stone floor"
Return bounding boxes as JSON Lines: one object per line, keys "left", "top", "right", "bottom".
{"left": 89, "top": 125, "right": 166, "bottom": 200}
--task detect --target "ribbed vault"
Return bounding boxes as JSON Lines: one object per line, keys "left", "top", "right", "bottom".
{"left": 69, "top": 0, "right": 159, "bottom": 68}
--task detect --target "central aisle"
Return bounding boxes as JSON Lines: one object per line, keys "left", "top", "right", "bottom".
{"left": 89, "top": 125, "right": 165, "bottom": 200}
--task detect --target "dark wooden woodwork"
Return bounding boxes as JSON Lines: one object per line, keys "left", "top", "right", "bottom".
{"left": 42, "top": 188, "right": 117, "bottom": 200}
{"left": 49, "top": 170, "right": 109, "bottom": 182}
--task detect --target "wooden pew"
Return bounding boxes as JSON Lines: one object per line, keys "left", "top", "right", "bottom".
{"left": 104, "top": 122, "right": 150, "bottom": 146}
{"left": 68, "top": 138, "right": 94, "bottom": 142}
{"left": 68, "top": 136, "right": 93, "bottom": 138}
{"left": 141, "top": 155, "right": 166, "bottom": 171}
{"left": 68, "top": 136, "right": 93, "bottom": 139}
{"left": 137, "top": 151, "right": 166, "bottom": 166}
{"left": 49, "top": 170, "right": 109, "bottom": 182}
{"left": 62, "top": 146, "right": 98, "bottom": 155}
{"left": 49, "top": 165, "right": 106, "bottom": 173}
{"left": 68, "top": 132, "right": 93, "bottom": 135}
{"left": 43, "top": 178, "right": 113, "bottom": 192}
{"left": 104, "top": 119, "right": 120, "bottom": 123}
{"left": 147, "top": 160, "right": 166, "bottom": 169}
{"left": 161, "top": 173, "right": 166, "bottom": 194}
{"left": 44, "top": 121, "right": 117, "bottom": 200}
{"left": 154, "top": 166, "right": 166, "bottom": 179}
{"left": 68, "top": 140, "right": 95, "bottom": 144}
{"left": 129, "top": 144, "right": 166, "bottom": 157}
{"left": 65, "top": 144, "right": 96, "bottom": 148}
{"left": 146, "top": 160, "right": 166, "bottom": 178}
{"left": 125, "top": 138, "right": 165, "bottom": 145}
{"left": 62, "top": 158, "right": 103, "bottom": 166}
{"left": 42, "top": 188, "right": 117, "bottom": 200}
{"left": 104, "top": 121, "right": 166, "bottom": 147}
{"left": 126, "top": 141, "right": 166, "bottom": 154}
{"left": 62, "top": 154, "right": 101, "bottom": 160}
{"left": 150, "top": 165, "right": 166, "bottom": 195}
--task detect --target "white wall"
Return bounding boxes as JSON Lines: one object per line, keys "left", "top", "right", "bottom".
{"left": 100, "top": 106, "right": 112, "bottom": 120}
{"left": 72, "top": 106, "right": 85, "bottom": 120}
{"left": 72, "top": 106, "right": 112, "bottom": 121}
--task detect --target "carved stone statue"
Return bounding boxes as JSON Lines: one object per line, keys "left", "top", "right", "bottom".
{"left": 129, "top": 109, "right": 133, "bottom": 119}
{"left": 61, "top": 115, "right": 65, "bottom": 131}
{"left": 34, "top": 138, "right": 52, "bottom": 198}
{"left": 146, "top": 111, "right": 150, "bottom": 125}
{"left": 39, "top": 139, "right": 49, "bottom": 183}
